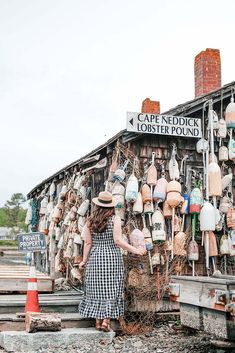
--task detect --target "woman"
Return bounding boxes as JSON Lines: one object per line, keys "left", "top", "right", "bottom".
{"left": 79, "top": 190, "right": 146, "bottom": 332}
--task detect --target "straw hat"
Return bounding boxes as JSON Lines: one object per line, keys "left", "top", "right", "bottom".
{"left": 92, "top": 191, "right": 115, "bottom": 208}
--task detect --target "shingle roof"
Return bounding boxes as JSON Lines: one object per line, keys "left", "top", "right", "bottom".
{"left": 27, "top": 81, "right": 235, "bottom": 198}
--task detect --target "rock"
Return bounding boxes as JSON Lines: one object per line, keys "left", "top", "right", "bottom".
{"left": 132, "top": 340, "right": 143, "bottom": 348}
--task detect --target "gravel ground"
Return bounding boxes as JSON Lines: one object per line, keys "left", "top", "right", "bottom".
{"left": 1, "top": 323, "right": 234, "bottom": 353}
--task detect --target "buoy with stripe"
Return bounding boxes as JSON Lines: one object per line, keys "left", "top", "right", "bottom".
{"left": 25, "top": 266, "right": 40, "bottom": 313}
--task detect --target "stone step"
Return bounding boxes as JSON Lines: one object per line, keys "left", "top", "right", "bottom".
{"left": 0, "top": 290, "right": 83, "bottom": 314}
{"left": 0, "top": 328, "right": 115, "bottom": 353}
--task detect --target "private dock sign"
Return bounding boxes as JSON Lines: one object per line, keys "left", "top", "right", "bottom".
{"left": 17, "top": 232, "right": 46, "bottom": 252}
{"left": 126, "top": 112, "right": 202, "bottom": 138}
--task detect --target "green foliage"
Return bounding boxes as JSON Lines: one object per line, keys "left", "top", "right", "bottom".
{"left": 0, "top": 193, "right": 27, "bottom": 231}
{"left": 0, "top": 208, "right": 8, "bottom": 227}
{"left": 0, "top": 240, "right": 18, "bottom": 247}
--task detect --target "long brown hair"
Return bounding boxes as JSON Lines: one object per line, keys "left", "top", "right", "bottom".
{"left": 87, "top": 205, "right": 115, "bottom": 233}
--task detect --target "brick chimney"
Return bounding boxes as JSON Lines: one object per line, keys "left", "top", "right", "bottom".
{"left": 141, "top": 98, "right": 160, "bottom": 114}
{"left": 194, "top": 48, "right": 221, "bottom": 98}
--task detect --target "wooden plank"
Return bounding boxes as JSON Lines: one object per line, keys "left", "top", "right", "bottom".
{"left": 0, "top": 265, "right": 51, "bottom": 287}
{"left": 0, "top": 274, "right": 50, "bottom": 278}
{"left": 0, "top": 278, "right": 53, "bottom": 293}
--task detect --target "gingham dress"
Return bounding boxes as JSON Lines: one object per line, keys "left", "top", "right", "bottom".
{"left": 79, "top": 217, "right": 124, "bottom": 319}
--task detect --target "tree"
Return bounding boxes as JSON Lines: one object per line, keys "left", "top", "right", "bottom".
{"left": 4, "top": 193, "right": 27, "bottom": 229}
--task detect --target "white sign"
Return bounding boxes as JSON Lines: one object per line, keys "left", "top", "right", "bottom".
{"left": 17, "top": 232, "right": 46, "bottom": 252}
{"left": 126, "top": 112, "right": 202, "bottom": 138}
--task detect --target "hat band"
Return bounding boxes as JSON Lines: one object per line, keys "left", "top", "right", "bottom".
{"left": 98, "top": 198, "right": 112, "bottom": 204}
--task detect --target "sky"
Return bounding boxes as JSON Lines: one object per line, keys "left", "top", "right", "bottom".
{"left": 1, "top": 0, "right": 235, "bottom": 206}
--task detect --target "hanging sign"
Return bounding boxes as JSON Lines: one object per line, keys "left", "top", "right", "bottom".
{"left": 127, "top": 112, "right": 202, "bottom": 138}
{"left": 17, "top": 232, "right": 46, "bottom": 252}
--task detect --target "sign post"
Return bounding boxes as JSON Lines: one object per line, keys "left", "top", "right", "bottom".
{"left": 127, "top": 112, "right": 202, "bottom": 138}
{"left": 17, "top": 232, "right": 46, "bottom": 253}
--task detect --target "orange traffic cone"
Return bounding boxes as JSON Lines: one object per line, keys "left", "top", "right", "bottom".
{"left": 25, "top": 266, "right": 40, "bottom": 313}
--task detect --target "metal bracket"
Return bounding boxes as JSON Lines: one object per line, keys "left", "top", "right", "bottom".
{"left": 169, "top": 283, "right": 180, "bottom": 297}
{"left": 215, "top": 290, "right": 229, "bottom": 306}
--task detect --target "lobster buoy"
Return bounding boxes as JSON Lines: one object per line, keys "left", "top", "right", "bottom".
{"left": 53, "top": 206, "right": 63, "bottom": 223}
{"left": 163, "top": 200, "right": 172, "bottom": 218}
{"left": 180, "top": 192, "right": 190, "bottom": 215}
{"left": 78, "top": 216, "right": 85, "bottom": 233}
{"left": 125, "top": 174, "right": 138, "bottom": 203}
{"left": 46, "top": 200, "right": 54, "bottom": 216}
{"left": 130, "top": 229, "right": 145, "bottom": 251}
{"left": 113, "top": 161, "right": 128, "bottom": 182}
{"left": 228, "top": 232, "right": 235, "bottom": 256}
{"left": 169, "top": 145, "right": 180, "bottom": 180}
{"left": 188, "top": 240, "right": 199, "bottom": 261}
{"left": 220, "top": 234, "right": 230, "bottom": 255}
{"left": 141, "top": 184, "right": 152, "bottom": 203}
{"left": 112, "top": 182, "right": 125, "bottom": 209}
{"left": 152, "top": 209, "right": 166, "bottom": 242}
{"left": 74, "top": 173, "right": 83, "bottom": 190}
{"left": 218, "top": 118, "right": 227, "bottom": 138}
{"left": 77, "top": 199, "right": 90, "bottom": 217}
{"left": 147, "top": 152, "right": 157, "bottom": 186}
{"left": 174, "top": 231, "right": 187, "bottom": 256}
{"left": 196, "top": 138, "right": 209, "bottom": 153}
{"left": 208, "top": 162, "right": 222, "bottom": 197}
{"left": 55, "top": 227, "right": 62, "bottom": 241}
{"left": 219, "top": 146, "right": 228, "bottom": 162}
{"left": 228, "top": 130, "right": 235, "bottom": 160}
{"left": 227, "top": 207, "right": 235, "bottom": 229}
{"left": 133, "top": 192, "right": 143, "bottom": 214}
{"left": 39, "top": 196, "right": 48, "bottom": 215}
{"left": 222, "top": 173, "right": 233, "bottom": 191}
{"left": 112, "top": 183, "right": 125, "bottom": 197}
{"left": 60, "top": 184, "right": 68, "bottom": 195}
{"left": 49, "top": 181, "right": 56, "bottom": 197}
{"left": 142, "top": 215, "right": 151, "bottom": 239}
{"left": 209, "top": 231, "right": 218, "bottom": 257}
{"left": 225, "top": 95, "right": 235, "bottom": 129}
{"left": 69, "top": 206, "right": 77, "bottom": 221}
{"left": 166, "top": 181, "right": 182, "bottom": 208}
{"left": 113, "top": 169, "right": 125, "bottom": 182}
{"left": 190, "top": 187, "right": 203, "bottom": 214}
{"left": 219, "top": 196, "right": 231, "bottom": 214}
{"left": 153, "top": 178, "right": 168, "bottom": 203}
{"left": 200, "top": 201, "right": 216, "bottom": 231}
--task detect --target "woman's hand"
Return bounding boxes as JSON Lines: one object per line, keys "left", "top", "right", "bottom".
{"left": 79, "top": 261, "right": 86, "bottom": 270}
{"left": 134, "top": 248, "right": 147, "bottom": 256}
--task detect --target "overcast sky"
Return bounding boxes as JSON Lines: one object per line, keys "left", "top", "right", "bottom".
{"left": 1, "top": 0, "right": 235, "bottom": 206}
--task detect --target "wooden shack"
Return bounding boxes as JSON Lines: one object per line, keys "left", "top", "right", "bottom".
{"left": 26, "top": 82, "right": 235, "bottom": 312}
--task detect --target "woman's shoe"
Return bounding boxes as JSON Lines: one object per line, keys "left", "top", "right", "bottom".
{"left": 101, "top": 319, "right": 113, "bottom": 332}
{"left": 95, "top": 319, "right": 102, "bottom": 330}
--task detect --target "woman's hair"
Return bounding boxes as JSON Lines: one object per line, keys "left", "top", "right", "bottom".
{"left": 87, "top": 205, "right": 115, "bottom": 233}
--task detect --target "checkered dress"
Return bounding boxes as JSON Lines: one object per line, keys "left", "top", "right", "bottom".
{"left": 79, "top": 217, "right": 124, "bottom": 319}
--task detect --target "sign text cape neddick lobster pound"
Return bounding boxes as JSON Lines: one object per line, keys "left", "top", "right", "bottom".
{"left": 126, "top": 112, "right": 202, "bottom": 138}
{"left": 17, "top": 232, "right": 46, "bottom": 252}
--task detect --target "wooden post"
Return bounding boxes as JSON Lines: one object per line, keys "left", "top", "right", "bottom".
{"left": 25, "top": 312, "right": 61, "bottom": 333}
{"left": 49, "top": 230, "right": 56, "bottom": 290}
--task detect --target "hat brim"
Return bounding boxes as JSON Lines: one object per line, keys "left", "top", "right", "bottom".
{"left": 92, "top": 197, "right": 115, "bottom": 208}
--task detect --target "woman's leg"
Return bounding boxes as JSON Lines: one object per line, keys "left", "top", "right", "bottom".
{"left": 101, "top": 318, "right": 112, "bottom": 332}
{"left": 95, "top": 319, "right": 102, "bottom": 330}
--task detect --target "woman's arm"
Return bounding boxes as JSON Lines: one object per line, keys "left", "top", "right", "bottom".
{"left": 113, "top": 215, "right": 146, "bottom": 256}
{"left": 79, "top": 222, "right": 92, "bottom": 269}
